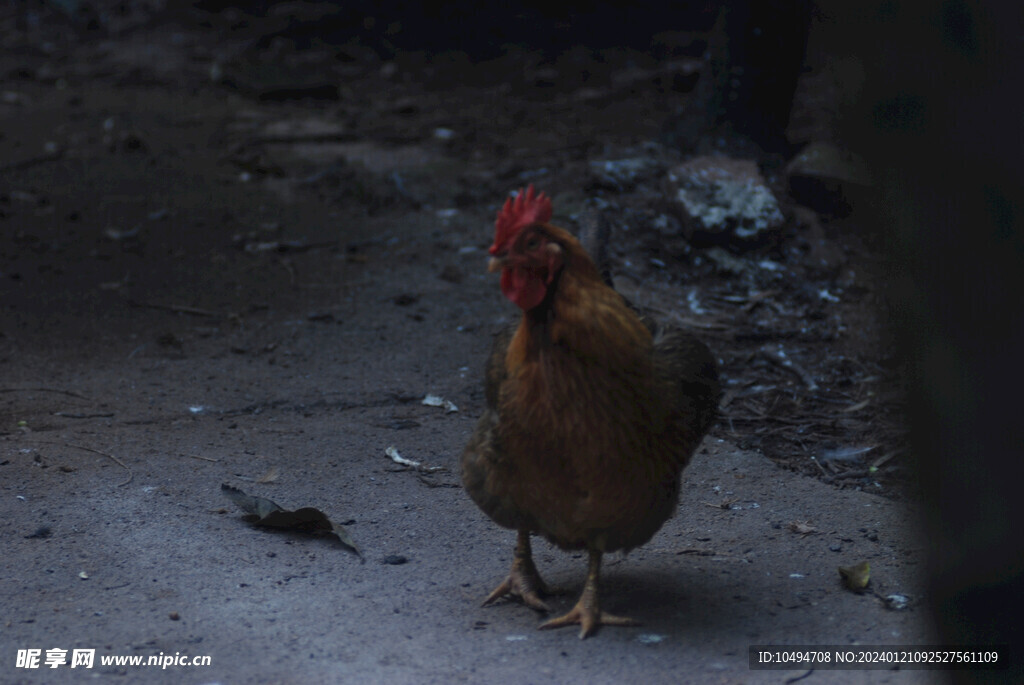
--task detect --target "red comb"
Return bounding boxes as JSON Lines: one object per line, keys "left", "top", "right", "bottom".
{"left": 490, "top": 185, "right": 553, "bottom": 255}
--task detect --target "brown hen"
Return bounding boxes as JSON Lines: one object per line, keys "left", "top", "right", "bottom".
{"left": 461, "top": 186, "right": 720, "bottom": 638}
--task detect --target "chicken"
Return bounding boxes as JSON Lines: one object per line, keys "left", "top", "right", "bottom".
{"left": 461, "top": 186, "right": 720, "bottom": 638}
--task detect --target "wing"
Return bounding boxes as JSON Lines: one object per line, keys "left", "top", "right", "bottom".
{"left": 461, "top": 322, "right": 538, "bottom": 532}
{"left": 652, "top": 323, "right": 721, "bottom": 455}
{"left": 483, "top": 323, "right": 515, "bottom": 410}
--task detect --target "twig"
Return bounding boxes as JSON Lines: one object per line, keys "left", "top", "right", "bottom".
{"left": 53, "top": 412, "right": 114, "bottom": 419}
{"left": 871, "top": 450, "right": 900, "bottom": 469}
{"left": 186, "top": 454, "right": 220, "bottom": 463}
{"left": 842, "top": 398, "right": 872, "bottom": 413}
{"left": 665, "top": 311, "right": 730, "bottom": 331}
{"left": 0, "top": 387, "right": 92, "bottom": 400}
{"left": 785, "top": 669, "right": 814, "bottom": 684}
{"left": 416, "top": 474, "right": 460, "bottom": 488}
{"left": 127, "top": 300, "right": 222, "bottom": 318}
{"left": 0, "top": 147, "right": 64, "bottom": 172}
{"left": 740, "top": 289, "right": 779, "bottom": 313}
{"left": 253, "top": 133, "right": 358, "bottom": 145}
{"left": 823, "top": 469, "right": 872, "bottom": 483}
{"left": 19, "top": 439, "right": 132, "bottom": 486}
{"left": 760, "top": 344, "right": 819, "bottom": 391}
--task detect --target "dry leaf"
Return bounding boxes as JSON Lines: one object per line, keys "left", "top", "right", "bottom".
{"left": 788, "top": 521, "right": 818, "bottom": 536}
{"left": 422, "top": 394, "right": 458, "bottom": 413}
{"left": 838, "top": 561, "right": 870, "bottom": 591}
{"left": 256, "top": 467, "right": 280, "bottom": 484}
{"left": 221, "top": 484, "right": 362, "bottom": 560}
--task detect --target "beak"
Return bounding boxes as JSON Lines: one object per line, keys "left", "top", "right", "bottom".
{"left": 487, "top": 256, "right": 507, "bottom": 273}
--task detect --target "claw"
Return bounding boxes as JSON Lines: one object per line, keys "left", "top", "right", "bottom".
{"left": 536, "top": 548, "right": 638, "bottom": 639}
{"left": 482, "top": 530, "right": 553, "bottom": 613}
{"left": 539, "top": 605, "right": 638, "bottom": 639}
{"left": 482, "top": 573, "right": 551, "bottom": 612}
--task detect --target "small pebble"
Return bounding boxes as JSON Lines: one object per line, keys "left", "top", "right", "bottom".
{"left": 381, "top": 555, "right": 408, "bottom": 565}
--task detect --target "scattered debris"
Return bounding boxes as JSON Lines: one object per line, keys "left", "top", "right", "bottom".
{"left": 760, "top": 344, "right": 819, "bottom": 391}
{"left": 788, "top": 521, "right": 818, "bottom": 537}
{"left": 883, "top": 593, "right": 909, "bottom": 611}
{"left": 784, "top": 669, "right": 815, "bottom": 684}
{"left": 18, "top": 439, "right": 132, "bottom": 486}
{"left": 0, "top": 387, "right": 92, "bottom": 400}
{"left": 186, "top": 454, "right": 219, "bottom": 463}
{"left": 128, "top": 300, "right": 223, "bottom": 318}
{"left": 0, "top": 144, "right": 64, "bottom": 173}
{"left": 422, "top": 394, "right": 458, "bottom": 413}
{"left": 385, "top": 445, "right": 421, "bottom": 469}
{"left": 384, "top": 446, "right": 444, "bottom": 473}
{"left": 242, "top": 239, "right": 336, "bottom": 254}
{"left": 52, "top": 412, "right": 114, "bottom": 419}
{"left": 104, "top": 226, "right": 141, "bottom": 241}
{"left": 221, "top": 484, "right": 362, "bottom": 559}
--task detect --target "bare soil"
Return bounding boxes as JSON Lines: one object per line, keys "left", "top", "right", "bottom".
{"left": 2, "top": 6, "right": 936, "bottom": 684}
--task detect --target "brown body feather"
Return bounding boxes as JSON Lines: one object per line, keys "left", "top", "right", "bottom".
{"left": 462, "top": 225, "right": 720, "bottom": 555}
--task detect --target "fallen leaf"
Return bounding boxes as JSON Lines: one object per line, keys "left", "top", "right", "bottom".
{"left": 838, "top": 561, "right": 870, "bottom": 592}
{"left": 422, "top": 394, "right": 458, "bottom": 413}
{"left": 788, "top": 521, "right": 818, "bottom": 537}
{"left": 221, "top": 484, "right": 362, "bottom": 559}
{"left": 256, "top": 467, "right": 280, "bottom": 484}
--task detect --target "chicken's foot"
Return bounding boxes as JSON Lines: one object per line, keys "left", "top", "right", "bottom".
{"left": 538, "top": 548, "right": 638, "bottom": 639}
{"left": 482, "top": 530, "right": 554, "bottom": 613}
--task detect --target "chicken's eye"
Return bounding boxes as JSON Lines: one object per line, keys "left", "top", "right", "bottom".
{"left": 525, "top": 236, "right": 541, "bottom": 251}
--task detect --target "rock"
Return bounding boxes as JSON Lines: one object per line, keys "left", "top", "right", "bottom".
{"left": 664, "top": 156, "right": 784, "bottom": 249}
{"left": 786, "top": 141, "right": 873, "bottom": 216}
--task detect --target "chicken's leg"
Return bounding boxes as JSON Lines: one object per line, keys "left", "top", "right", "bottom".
{"left": 538, "top": 548, "right": 638, "bottom": 639}
{"left": 482, "top": 530, "right": 553, "bottom": 612}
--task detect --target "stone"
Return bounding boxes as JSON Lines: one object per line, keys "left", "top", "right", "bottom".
{"left": 664, "top": 156, "right": 784, "bottom": 249}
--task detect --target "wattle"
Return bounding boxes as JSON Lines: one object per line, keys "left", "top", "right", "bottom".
{"left": 501, "top": 267, "right": 548, "bottom": 311}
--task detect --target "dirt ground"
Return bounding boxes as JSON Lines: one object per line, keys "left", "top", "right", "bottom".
{"left": 1, "top": 5, "right": 947, "bottom": 684}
